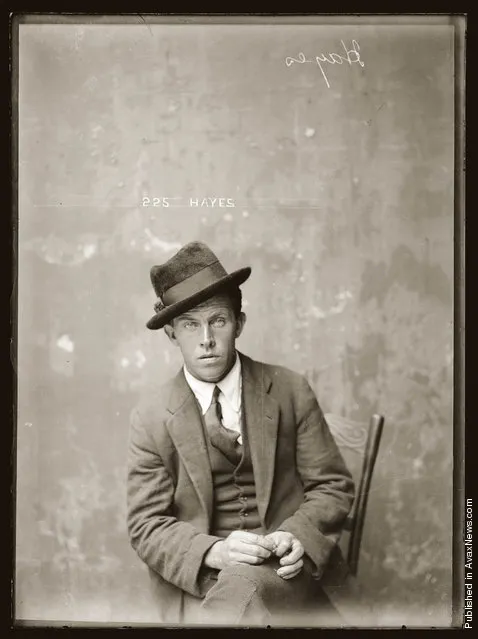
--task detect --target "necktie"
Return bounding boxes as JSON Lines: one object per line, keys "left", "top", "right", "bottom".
{"left": 204, "top": 386, "right": 240, "bottom": 464}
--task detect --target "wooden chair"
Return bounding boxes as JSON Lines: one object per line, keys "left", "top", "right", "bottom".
{"left": 325, "top": 412, "right": 385, "bottom": 577}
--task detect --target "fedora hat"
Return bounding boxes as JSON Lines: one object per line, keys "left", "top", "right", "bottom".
{"left": 146, "top": 241, "right": 251, "bottom": 330}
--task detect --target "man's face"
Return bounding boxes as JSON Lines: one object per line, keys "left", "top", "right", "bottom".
{"left": 164, "top": 293, "right": 246, "bottom": 383}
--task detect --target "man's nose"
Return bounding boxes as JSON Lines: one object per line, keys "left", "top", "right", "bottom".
{"left": 200, "top": 325, "right": 215, "bottom": 348}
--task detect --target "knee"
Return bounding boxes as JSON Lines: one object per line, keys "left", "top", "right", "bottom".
{"left": 218, "top": 562, "right": 281, "bottom": 599}
{"left": 219, "top": 562, "right": 261, "bottom": 586}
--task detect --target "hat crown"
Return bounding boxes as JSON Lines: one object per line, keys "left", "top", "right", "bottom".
{"left": 150, "top": 241, "right": 224, "bottom": 297}
{"left": 146, "top": 241, "right": 251, "bottom": 330}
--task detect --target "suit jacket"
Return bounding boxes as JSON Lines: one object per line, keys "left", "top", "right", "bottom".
{"left": 127, "top": 352, "right": 355, "bottom": 623}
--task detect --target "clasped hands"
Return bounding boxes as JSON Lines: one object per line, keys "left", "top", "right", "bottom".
{"left": 204, "top": 530, "right": 305, "bottom": 579}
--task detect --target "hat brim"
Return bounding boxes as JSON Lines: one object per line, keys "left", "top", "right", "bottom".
{"left": 146, "top": 267, "right": 251, "bottom": 330}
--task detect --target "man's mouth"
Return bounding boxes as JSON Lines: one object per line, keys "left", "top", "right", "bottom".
{"left": 199, "top": 354, "right": 220, "bottom": 360}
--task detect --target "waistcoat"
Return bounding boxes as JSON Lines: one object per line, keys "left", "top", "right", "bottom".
{"left": 200, "top": 408, "right": 264, "bottom": 538}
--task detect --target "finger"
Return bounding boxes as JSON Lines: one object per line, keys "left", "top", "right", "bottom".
{"left": 278, "top": 566, "right": 302, "bottom": 580}
{"left": 231, "top": 531, "right": 265, "bottom": 545}
{"left": 274, "top": 538, "right": 292, "bottom": 557}
{"left": 277, "top": 558, "right": 304, "bottom": 577}
{"left": 276, "top": 559, "right": 304, "bottom": 579}
{"left": 237, "top": 532, "right": 275, "bottom": 552}
{"left": 234, "top": 541, "right": 271, "bottom": 559}
{"left": 231, "top": 552, "right": 266, "bottom": 566}
{"left": 262, "top": 534, "right": 278, "bottom": 550}
{"left": 279, "top": 541, "right": 304, "bottom": 566}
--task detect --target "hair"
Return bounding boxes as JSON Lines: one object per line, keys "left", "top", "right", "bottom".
{"left": 167, "top": 285, "right": 243, "bottom": 327}
{"left": 222, "top": 284, "right": 243, "bottom": 319}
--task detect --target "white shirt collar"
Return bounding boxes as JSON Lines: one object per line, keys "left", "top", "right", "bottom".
{"left": 183, "top": 352, "right": 242, "bottom": 414}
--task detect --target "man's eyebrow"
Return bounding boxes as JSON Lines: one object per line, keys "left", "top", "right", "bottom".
{"left": 177, "top": 310, "right": 228, "bottom": 321}
{"left": 208, "top": 311, "right": 230, "bottom": 321}
{"left": 175, "top": 313, "right": 197, "bottom": 322}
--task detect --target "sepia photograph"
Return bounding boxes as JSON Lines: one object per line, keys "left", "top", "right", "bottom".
{"left": 13, "top": 13, "right": 464, "bottom": 628}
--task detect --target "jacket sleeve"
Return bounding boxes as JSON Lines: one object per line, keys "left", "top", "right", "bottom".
{"left": 277, "top": 376, "right": 355, "bottom": 580}
{"left": 126, "top": 406, "right": 222, "bottom": 598}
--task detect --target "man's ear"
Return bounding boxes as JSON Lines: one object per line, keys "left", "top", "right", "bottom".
{"left": 235, "top": 312, "right": 247, "bottom": 339}
{"left": 164, "top": 323, "right": 178, "bottom": 346}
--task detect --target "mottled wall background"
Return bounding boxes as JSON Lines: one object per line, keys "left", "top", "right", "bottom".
{"left": 16, "top": 20, "right": 454, "bottom": 626}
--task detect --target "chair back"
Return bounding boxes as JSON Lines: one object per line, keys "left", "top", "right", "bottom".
{"left": 325, "top": 412, "right": 385, "bottom": 577}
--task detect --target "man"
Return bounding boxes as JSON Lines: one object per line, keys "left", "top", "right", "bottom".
{"left": 127, "top": 241, "right": 355, "bottom": 626}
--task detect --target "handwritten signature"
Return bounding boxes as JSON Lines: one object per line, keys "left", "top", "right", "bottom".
{"left": 285, "top": 40, "right": 364, "bottom": 88}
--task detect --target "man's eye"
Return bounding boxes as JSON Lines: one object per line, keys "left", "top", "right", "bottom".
{"left": 184, "top": 321, "right": 198, "bottom": 330}
{"left": 212, "top": 317, "right": 226, "bottom": 327}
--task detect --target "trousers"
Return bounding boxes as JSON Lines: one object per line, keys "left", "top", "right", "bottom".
{"left": 184, "top": 556, "right": 344, "bottom": 627}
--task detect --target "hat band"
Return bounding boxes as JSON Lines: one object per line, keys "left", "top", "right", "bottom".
{"left": 162, "top": 261, "right": 228, "bottom": 306}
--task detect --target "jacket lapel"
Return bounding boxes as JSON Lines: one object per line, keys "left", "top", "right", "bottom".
{"left": 240, "top": 353, "right": 280, "bottom": 524}
{"left": 164, "top": 370, "right": 213, "bottom": 523}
